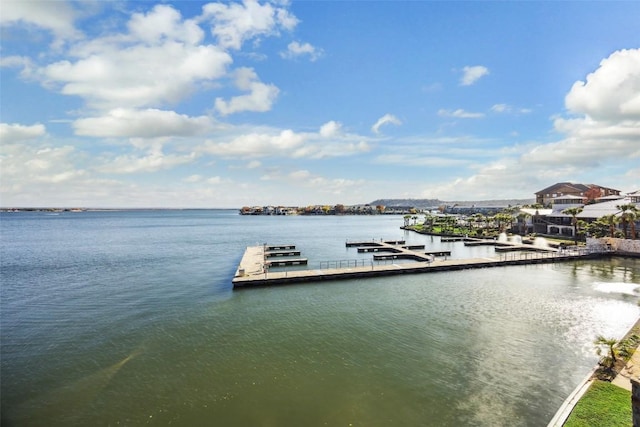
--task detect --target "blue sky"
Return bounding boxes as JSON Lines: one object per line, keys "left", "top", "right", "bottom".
{"left": 1, "top": 0, "right": 639, "bottom": 208}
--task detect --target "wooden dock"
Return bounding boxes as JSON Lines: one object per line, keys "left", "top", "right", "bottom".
{"left": 232, "top": 240, "right": 599, "bottom": 288}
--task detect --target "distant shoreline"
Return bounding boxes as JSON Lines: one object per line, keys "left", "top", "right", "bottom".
{"left": 0, "top": 207, "right": 240, "bottom": 212}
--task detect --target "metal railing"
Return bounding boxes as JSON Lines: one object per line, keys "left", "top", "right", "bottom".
{"left": 497, "top": 247, "right": 592, "bottom": 262}
{"left": 319, "top": 259, "right": 371, "bottom": 269}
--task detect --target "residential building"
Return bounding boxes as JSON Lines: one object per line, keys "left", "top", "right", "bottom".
{"left": 535, "top": 182, "right": 620, "bottom": 207}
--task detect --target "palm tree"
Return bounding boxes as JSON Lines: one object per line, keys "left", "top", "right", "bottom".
{"left": 629, "top": 209, "right": 638, "bottom": 240}
{"left": 492, "top": 213, "right": 512, "bottom": 233}
{"left": 594, "top": 335, "right": 620, "bottom": 371}
{"left": 593, "top": 335, "right": 622, "bottom": 370}
{"left": 505, "top": 213, "right": 515, "bottom": 233}
{"left": 617, "top": 204, "right": 638, "bottom": 239}
{"left": 423, "top": 214, "right": 435, "bottom": 231}
{"left": 602, "top": 214, "right": 619, "bottom": 238}
{"left": 516, "top": 212, "right": 531, "bottom": 235}
{"left": 562, "top": 207, "right": 583, "bottom": 245}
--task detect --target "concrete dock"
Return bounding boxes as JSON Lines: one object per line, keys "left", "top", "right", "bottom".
{"left": 232, "top": 240, "right": 600, "bottom": 288}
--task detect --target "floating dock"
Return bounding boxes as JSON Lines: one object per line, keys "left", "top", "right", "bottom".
{"left": 232, "top": 240, "right": 600, "bottom": 288}
{"left": 267, "top": 249, "right": 302, "bottom": 257}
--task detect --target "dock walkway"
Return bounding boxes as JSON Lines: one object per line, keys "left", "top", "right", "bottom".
{"left": 232, "top": 240, "right": 599, "bottom": 288}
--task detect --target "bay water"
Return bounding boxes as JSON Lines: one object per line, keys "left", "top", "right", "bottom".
{"left": 1, "top": 210, "right": 639, "bottom": 426}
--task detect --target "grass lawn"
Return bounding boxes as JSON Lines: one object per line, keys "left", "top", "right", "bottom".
{"left": 564, "top": 380, "right": 631, "bottom": 427}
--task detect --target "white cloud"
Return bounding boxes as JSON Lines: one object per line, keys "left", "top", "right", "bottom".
{"left": 202, "top": 129, "right": 305, "bottom": 157}
{"left": 423, "top": 159, "right": 535, "bottom": 200}
{"left": 0, "top": 0, "right": 81, "bottom": 43}
{"left": 128, "top": 4, "right": 204, "bottom": 45}
{"left": 0, "top": 143, "right": 86, "bottom": 198}
{"left": 3, "top": 4, "right": 240, "bottom": 111}
{"left": 215, "top": 67, "right": 279, "bottom": 115}
{"left": 438, "top": 109, "right": 485, "bottom": 119}
{"left": 565, "top": 48, "right": 640, "bottom": 121}
{"left": 96, "top": 151, "right": 197, "bottom": 174}
{"left": 200, "top": 0, "right": 298, "bottom": 50}
{"left": 522, "top": 116, "right": 640, "bottom": 168}
{"left": 40, "top": 41, "right": 232, "bottom": 110}
{"left": 0, "top": 123, "right": 46, "bottom": 142}
{"left": 247, "top": 160, "right": 262, "bottom": 169}
{"left": 460, "top": 65, "right": 489, "bottom": 86}
{"left": 490, "top": 104, "right": 510, "bottom": 113}
{"left": 0, "top": 55, "right": 34, "bottom": 75}
{"left": 280, "top": 41, "right": 323, "bottom": 61}
{"left": 199, "top": 122, "right": 371, "bottom": 160}
{"left": 291, "top": 140, "right": 370, "bottom": 159}
{"left": 522, "top": 48, "right": 640, "bottom": 168}
{"left": 73, "top": 109, "right": 214, "bottom": 138}
{"left": 490, "top": 104, "right": 532, "bottom": 115}
{"left": 371, "top": 114, "right": 402, "bottom": 134}
{"left": 319, "top": 121, "right": 342, "bottom": 138}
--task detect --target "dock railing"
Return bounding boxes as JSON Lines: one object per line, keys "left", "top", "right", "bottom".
{"left": 319, "top": 259, "right": 371, "bottom": 269}
{"left": 498, "top": 246, "right": 593, "bottom": 262}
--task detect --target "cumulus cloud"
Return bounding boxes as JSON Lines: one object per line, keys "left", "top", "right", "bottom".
{"left": 200, "top": 0, "right": 298, "bottom": 50}
{"left": 215, "top": 67, "right": 279, "bottom": 115}
{"left": 0, "top": 123, "right": 46, "bottom": 142}
{"left": 371, "top": 114, "right": 402, "bottom": 134}
{"left": 280, "top": 41, "right": 323, "bottom": 61}
{"left": 4, "top": 1, "right": 299, "bottom": 133}
{"left": 524, "top": 48, "right": 640, "bottom": 168}
{"left": 0, "top": 0, "right": 81, "bottom": 43}
{"left": 73, "top": 109, "right": 214, "bottom": 138}
{"left": 438, "top": 109, "right": 484, "bottom": 119}
{"left": 199, "top": 122, "right": 371, "bottom": 160}
{"left": 40, "top": 41, "right": 232, "bottom": 110}
{"left": 460, "top": 65, "right": 489, "bottom": 86}
{"left": 319, "top": 121, "right": 342, "bottom": 138}
{"left": 128, "top": 4, "right": 204, "bottom": 45}
{"left": 565, "top": 48, "right": 640, "bottom": 121}
{"left": 4, "top": 3, "right": 245, "bottom": 111}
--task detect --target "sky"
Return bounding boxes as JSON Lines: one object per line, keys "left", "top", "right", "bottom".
{"left": 1, "top": 0, "right": 639, "bottom": 208}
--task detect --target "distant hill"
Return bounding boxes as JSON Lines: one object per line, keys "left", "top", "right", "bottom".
{"left": 370, "top": 198, "right": 535, "bottom": 209}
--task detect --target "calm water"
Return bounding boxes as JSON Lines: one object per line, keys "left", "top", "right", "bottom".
{"left": 1, "top": 210, "right": 639, "bottom": 426}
